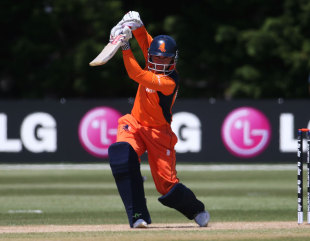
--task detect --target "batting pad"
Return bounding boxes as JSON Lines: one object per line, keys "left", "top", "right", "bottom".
{"left": 158, "top": 183, "right": 205, "bottom": 220}
{"left": 108, "top": 142, "right": 151, "bottom": 227}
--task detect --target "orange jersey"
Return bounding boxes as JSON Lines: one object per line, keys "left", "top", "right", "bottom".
{"left": 122, "top": 26, "right": 179, "bottom": 127}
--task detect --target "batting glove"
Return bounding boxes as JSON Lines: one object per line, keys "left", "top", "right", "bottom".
{"left": 118, "top": 11, "right": 143, "bottom": 30}
{"left": 110, "top": 25, "right": 123, "bottom": 42}
{"left": 121, "top": 26, "right": 132, "bottom": 50}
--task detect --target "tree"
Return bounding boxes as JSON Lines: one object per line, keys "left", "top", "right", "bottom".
{"left": 1, "top": 0, "right": 309, "bottom": 99}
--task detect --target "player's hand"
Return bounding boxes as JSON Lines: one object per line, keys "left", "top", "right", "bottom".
{"left": 121, "top": 26, "right": 132, "bottom": 50}
{"left": 121, "top": 26, "right": 132, "bottom": 43}
{"left": 110, "top": 25, "right": 123, "bottom": 42}
{"left": 119, "top": 11, "right": 143, "bottom": 30}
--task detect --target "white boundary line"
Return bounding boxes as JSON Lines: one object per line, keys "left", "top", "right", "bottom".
{"left": 0, "top": 164, "right": 296, "bottom": 171}
{"left": 8, "top": 210, "right": 43, "bottom": 214}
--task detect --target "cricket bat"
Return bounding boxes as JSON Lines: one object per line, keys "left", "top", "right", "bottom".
{"left": 89, "top": 34, "right": 126, "bottom": 66}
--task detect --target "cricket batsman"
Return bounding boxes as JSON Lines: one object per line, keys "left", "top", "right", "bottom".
{"left": 108, "top": 11, "right": 210, "bottom": 228}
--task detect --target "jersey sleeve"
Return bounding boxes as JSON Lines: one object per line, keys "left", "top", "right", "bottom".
{"left": 122, "top": 49, "right": 176, "bottom": 96}
{"left": 132, "top": 26, "right": 153, "bottom": 62}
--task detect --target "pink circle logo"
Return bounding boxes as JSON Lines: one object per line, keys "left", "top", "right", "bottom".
{"left": 221, "top": 107, "right": 271, "bottom": 158}
{"left": 78, "top": 107, "right": 121, "bottom": 158}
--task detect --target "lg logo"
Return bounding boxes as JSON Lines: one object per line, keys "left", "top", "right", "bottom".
{"left": 78, "top": 107, "right": 121, "bottom": 158}
{"left": 173, "top": 107, "right": 272, "bottom": 158}
{"left": 78, "top": 109, "right": 203, "bottom": 158}
{"left": 221, "top": 107, "right": 271, "bottom": 158}
{"left": 0, "top": 113, "right": 57, "bottom": 153}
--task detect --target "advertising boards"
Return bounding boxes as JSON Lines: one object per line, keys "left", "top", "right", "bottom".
{"left": 0, "top": 99, "right": 309, "bottom": 163}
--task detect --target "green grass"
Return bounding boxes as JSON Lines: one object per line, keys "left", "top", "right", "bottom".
{"left": 0, "top": 166, "right": 309, "bottom": 240}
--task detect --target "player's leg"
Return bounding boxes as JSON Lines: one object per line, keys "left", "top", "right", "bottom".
{"left": 141, "top": 125, "right": 210, "bottom": 226}
{"left": 108, "top": 115, "right": 150, "bottom": 228}
{"left": 147, "top": 150, "right": 209, "bottom": 225}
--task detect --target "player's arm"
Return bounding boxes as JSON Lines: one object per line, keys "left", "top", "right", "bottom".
{"left": 132, "top": 26, "right": 153, "bottom": 62}
{"left": 122, "top": 49, "right": 175, "bottom": 95}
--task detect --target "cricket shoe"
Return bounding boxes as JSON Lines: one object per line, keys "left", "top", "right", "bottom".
{"left": 133, "top": 219, "right": 148, "bottom": 228}
{"left": 194, "top": 211, "right": 210, "bottom": 227}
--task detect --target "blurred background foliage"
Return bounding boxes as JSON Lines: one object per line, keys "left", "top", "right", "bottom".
{"left": 1, "top": 0, "right": 310, "bottom": 99}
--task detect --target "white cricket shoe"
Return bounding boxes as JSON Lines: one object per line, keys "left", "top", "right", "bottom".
{"left": 194, "top": 211, "right": 210, "bottom": 227}
{"left": 133, "top": 219, "right": 148, "bottom": 228}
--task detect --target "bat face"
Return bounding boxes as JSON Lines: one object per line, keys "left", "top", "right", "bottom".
{"left": 89, "top": 34, "right": 125, "bottom": 66}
